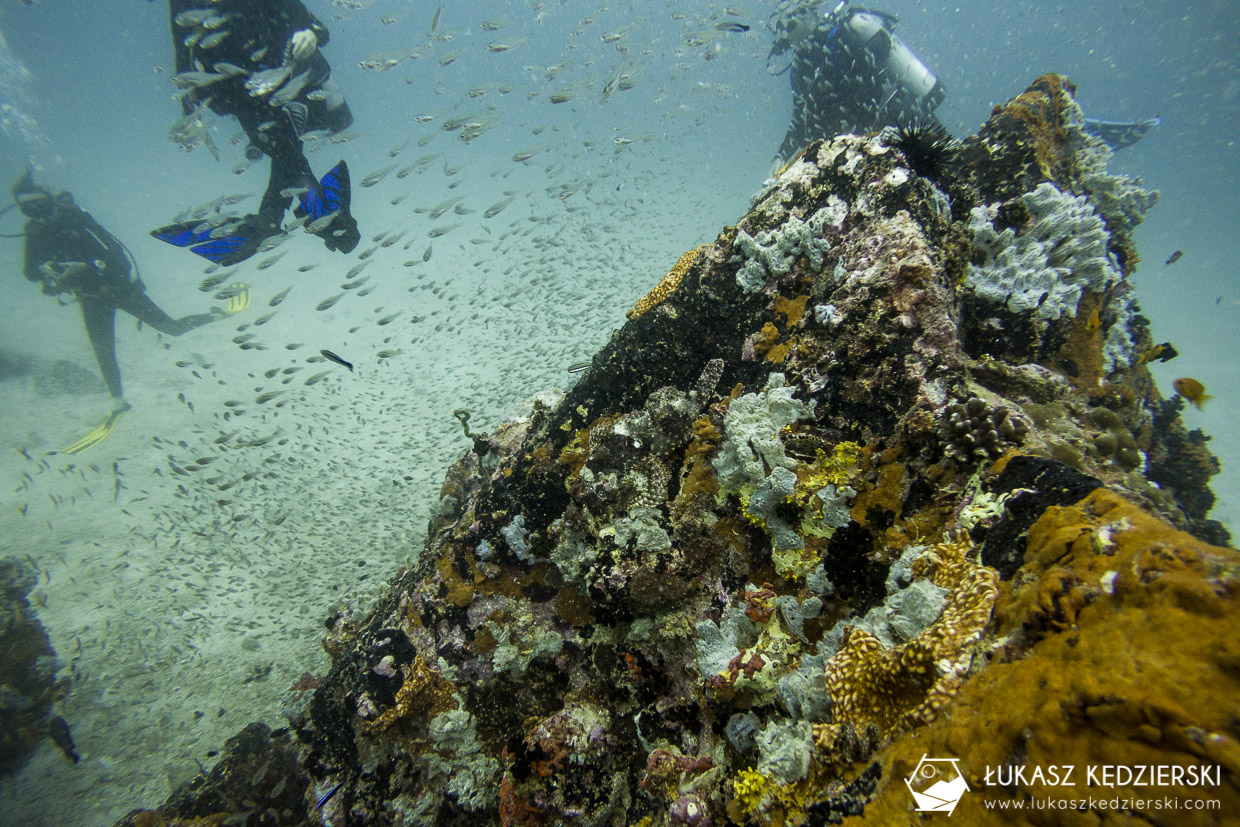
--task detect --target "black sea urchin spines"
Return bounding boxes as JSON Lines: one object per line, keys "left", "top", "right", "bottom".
{"left": 892, "top": 122, "right": 955, "bottom": 181}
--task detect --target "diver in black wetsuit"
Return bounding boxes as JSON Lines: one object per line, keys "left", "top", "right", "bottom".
{"left": 768, "top": 1, "right": 946, "bottom": 161}
{"left": 767, "top": 0, "right": 1159, "bottom": 162}
{"left": 163, "top": 0, "right": 359, "bottom": 263}
{"left": 13, "top": 170, "right": 232, "bottom": 437}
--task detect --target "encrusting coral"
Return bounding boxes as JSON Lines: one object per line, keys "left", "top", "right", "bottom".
{"left": 841, "top": 489, "right": 1240, "bottom": 825}
{"left": 118, "top": 75, "right": 1234, "bottom": 827}
{"left": 825, "top": 535, "right": 998, "bottom": 736}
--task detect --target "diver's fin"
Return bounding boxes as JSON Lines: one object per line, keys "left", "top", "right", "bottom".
{"left": 1082, "top": 116, "right": 1161, "bottom": 150}
{"left": 221, "top": 282, "right": 251, "bottom": 315}
{"left": 297, "top": 161, "right": 351, "bottom": 221}
{"left": 296, "top": 161, "right": 359, "bottom": 255}
{"left": 153, "top": 219, "right": 268, "bottom": 266}
{"left": 151, "top": 221, "right": 216, "bottom": 248}
{"left": 188, "top": 232, "right": 264, "bottom": 266}
{"left": 60, "top": 406, "right": 128, "bottom": 455}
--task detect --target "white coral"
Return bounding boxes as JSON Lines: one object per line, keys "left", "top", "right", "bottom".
{"left": 966, "top": 182, "right": 1120, "bottom": 322}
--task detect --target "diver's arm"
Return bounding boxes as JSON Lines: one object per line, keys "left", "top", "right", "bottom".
{"left": 281, "top": 0, "right": 330, "bottom": 47}
{"left": 22, "top": 227, "right": 47, "bottom": 285}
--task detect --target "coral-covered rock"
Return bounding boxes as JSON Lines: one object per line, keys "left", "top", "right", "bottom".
{"left": 0, "top": 558, "right": 63, "bottom": 776}
{"left": 118, "top": 75, "right": 1234, "bottom": 827}
{"left": 839, "top": 489, "right": 1240, "bottom": 826}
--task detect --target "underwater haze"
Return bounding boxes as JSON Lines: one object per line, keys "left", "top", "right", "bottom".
{"left": 0, "top": 1, "right": 1236, "bottom": 825}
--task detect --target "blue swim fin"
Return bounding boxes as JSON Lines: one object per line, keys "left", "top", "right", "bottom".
{"left": 151, "top": 218, "right": 268, "bottom": 266}
{"left": 297, "top": 160, "right": 351, "bottom": 221}
{"left": 297, "top": 161, "right": 359, "bottom": 254}
{"left": 150, "top": 221, "right": 216, "bottom": 249}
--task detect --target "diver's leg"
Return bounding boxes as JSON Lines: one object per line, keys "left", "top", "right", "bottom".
{"left": 258, "top": 110, "right": 316, "bottom": 225}
{"left": 117, "top": 289, "right": 215, "bottom": 336}
{"left": 79, "top": 297, "right": 124, "bottom": 403}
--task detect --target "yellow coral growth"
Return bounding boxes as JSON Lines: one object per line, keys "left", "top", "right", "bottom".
{"left": 773, "top": 293, "right": 809, "bottom": 326}
{"left": 627, "top": 245, "right": 705, "bottom": 320}
{"left": 840, "top": 490, "right": 1240, "bottom": 825}
{"left": 794, "top": 443, "right": 862, "bottom": 507}
{"left": 995, "top": 73, "right": 1075, "bottom": 183}
{"left": 678, "top": 416, "right": 721, "bottom": 500}
{"left": 825, "top": 537, "right": 998, "bottom": 735}
{"left": 363, "top": 655, "right": 458, "bottom": 732}
{"left": 731, "top": 767, "right": 774, "bottom": 817}
{"left": 728, "top": 767, "right": 811, "bottom": 823}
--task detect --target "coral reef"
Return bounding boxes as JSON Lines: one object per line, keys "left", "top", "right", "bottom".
{"left": 119, "top": 76, "right": 1234, "bottom": 827}
{"left": 0, "top": 557, "right": 63, "bottom": 776}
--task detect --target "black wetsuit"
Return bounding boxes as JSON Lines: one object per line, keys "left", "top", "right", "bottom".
{"left": 169, "top": 0, "right": 346, "bottom": 233}
{"left": 779, "top": 13, "right": 943, "bottom": 160}
{"left": 22, "top": 201, "right": 215, "bottom": 400}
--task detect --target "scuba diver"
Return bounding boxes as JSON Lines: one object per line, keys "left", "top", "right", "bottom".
{"left": 153, "top": 0, "right": 360, "bottom": 266}
{"left": 766, "top": 0, "right": 1159, "bottom": 161}
{"left": 11, "top": 169, "right": 250, "bottom": 453}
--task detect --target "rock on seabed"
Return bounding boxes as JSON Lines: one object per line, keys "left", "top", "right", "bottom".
{"left": 120, "top": 75, "right": 1238, "bottom": 827}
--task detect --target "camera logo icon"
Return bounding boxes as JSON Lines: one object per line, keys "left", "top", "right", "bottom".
{"left": 905, "top": 755, "right": 969, "bottom": 815}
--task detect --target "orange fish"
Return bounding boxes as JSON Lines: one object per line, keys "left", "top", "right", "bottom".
{"left": 1172, "top": 378, "right": 1211, "bottom": 410}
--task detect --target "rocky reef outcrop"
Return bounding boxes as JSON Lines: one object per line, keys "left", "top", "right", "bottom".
{"left": 1, "top": 558, "right": 66, "bottom": 776}
{"left": 120, "top": 75, "right": 1238, "bottom": 826}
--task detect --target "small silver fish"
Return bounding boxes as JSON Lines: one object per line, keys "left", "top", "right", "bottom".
{"left": 198, "top": 29, "right": 231, "bottom": 49}
{"left": 360, "top": 163, "right": 398, "bottom": 188}
{"left": 316, "top": 293, "right": 345, "bottom": 311}
{"left": 256, "top": 251, "right": 286, "bottom": 270}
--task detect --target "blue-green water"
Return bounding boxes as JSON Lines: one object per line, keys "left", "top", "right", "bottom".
{"left": 0, "top": 2, "right": 1235, "bottom": 824}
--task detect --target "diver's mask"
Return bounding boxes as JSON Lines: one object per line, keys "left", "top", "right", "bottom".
{"left": 15, "top": 189, "right": 54, "bottom": 218}
{"left": 15, "top": 189, "right": 74, "bottom": 219}
{"left": 12, "top": 167, "right": 72, "bottom": 219}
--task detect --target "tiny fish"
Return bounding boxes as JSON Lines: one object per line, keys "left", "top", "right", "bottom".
{"left": 1172, "top": 377, "right": 1211, "bottom": 410}
{"left": 49, "top": 716, "right": 79, "bottom": 764}
{"left": 199, "top": 272, "right": 230, "bottom": 292}
{"left": 255, "top": 391, "right": 285, "bottom": 404}
{"left": 360, "top": 163, "right": 398, "bottom": 188}
{"left": 715, "top": 21, "right": 750, "bottom": 32}
{"left": 303, "top": 370, "right": 332, "bottom": 386}
{"left": 1137, "top": 342, "right": 1178, "bottom": 365}
{"left": 316, "top": 782, "right": 344, "bottom": 812}
{"left": 423, "top": 245, "right": 433, "bottom": 262}
{"left": 199, "top": 29, "right": 231, "bottom": 49}
{"left": 1165, "top": 250, "right": 1183, "bottom": 266}
{"left": 268, "top": 286, "right": 292, "bottom": 307}
{"left": 320, "top": 350, "right": 354, "bottom": 371}
{"left": 377, "top": 349, "right": 402, "bottom": 359}
{"left": 484, "top": 196, "right": 513, "bottom": 218}
{"left": 427, "top": 223, "right": 461, "bottom": 238}
{"left": 316, "top": 293, "right": 345, "bottom": 311}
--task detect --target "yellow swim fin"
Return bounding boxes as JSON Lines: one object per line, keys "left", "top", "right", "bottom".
{"left": 60, "top": 405, "right": 129, "bottom": 455}
{"left": 214, "top": 282, "right": 251, "bottom": 316}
